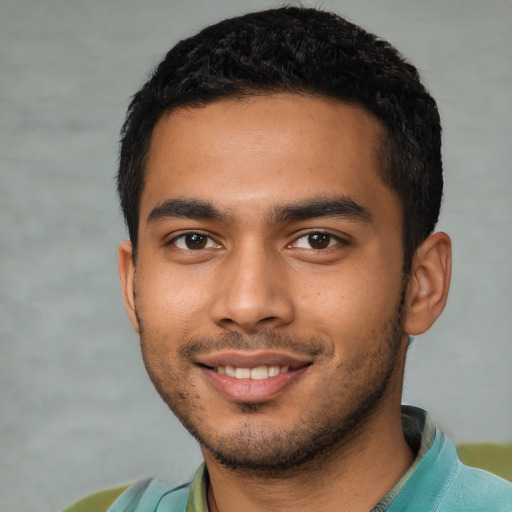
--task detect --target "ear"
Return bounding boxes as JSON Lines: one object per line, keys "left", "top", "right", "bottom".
{"left": 118, "top": 240, "right": 140, "bottom": 334}
{"left": 404, "top": 232, "right": 452, "bottom": 336}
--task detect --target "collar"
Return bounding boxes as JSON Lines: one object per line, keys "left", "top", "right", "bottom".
{"left": 370, "top": 405, "right": 438, "bottom": 511}
{"left": 185, "top": 406, "right": 447, "bottom": 512}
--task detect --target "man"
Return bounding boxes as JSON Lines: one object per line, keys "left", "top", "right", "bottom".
{"left": 110, "top": 6, "right": 511, "bottom": 511}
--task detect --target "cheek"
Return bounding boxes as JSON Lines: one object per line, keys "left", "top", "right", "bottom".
{"left": 294, "top": 260, "right": 402, "bottom": 342}
{"left": 135, "top": 265, "right": 211, "bottom": 340}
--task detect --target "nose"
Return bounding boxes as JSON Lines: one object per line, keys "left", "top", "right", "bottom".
{"left": 210, "top": 245, "right": 294, "bottom": 333}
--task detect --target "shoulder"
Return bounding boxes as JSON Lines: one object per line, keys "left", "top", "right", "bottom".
{"left": 437, "top": 462, "right": 512, "bottom": 511}
{"left": 107, "top": 478, "right": 191, "bottom": 512}
{"left": 62, "top": 484, "right": 131, "bottom": 512}
{"left": 389, "top": 412, "right": 512, "bottom": 512}
{"left": 62, "top": 479, "right": 191, "bottom": 512}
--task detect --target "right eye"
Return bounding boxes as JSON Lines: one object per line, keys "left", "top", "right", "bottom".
{"left": 170, "top": 232, "right": 220, "bottom": 250}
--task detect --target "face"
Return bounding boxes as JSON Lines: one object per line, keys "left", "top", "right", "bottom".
{"left": 120, "top": 94, "right": 410, "bottom": 472}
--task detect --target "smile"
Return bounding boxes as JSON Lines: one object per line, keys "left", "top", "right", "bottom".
{"left": 216, "top": 364, "right": 290, "bottom": 380}
{"left": 196, "top": 351, "right": 313, "bottom": 403}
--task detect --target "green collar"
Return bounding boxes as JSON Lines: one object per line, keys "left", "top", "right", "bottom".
{"left": 185, "top": 406, "right": 437, "bottom": 512}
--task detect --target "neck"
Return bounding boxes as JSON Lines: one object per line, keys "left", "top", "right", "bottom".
{"left": 204, "top": 403, "right": 414, "bottom": 512}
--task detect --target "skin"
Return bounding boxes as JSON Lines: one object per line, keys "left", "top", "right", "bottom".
{"left": 119, "top": 94, "right": 452, "bottom": 512}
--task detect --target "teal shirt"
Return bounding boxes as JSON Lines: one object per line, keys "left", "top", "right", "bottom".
{"left": 108, "top": 407, "right": 512, "bottom": 511}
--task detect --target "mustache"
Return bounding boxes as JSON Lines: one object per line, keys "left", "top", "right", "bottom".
{"left": 179, "top": 331, "right": 331, "bottom": 360}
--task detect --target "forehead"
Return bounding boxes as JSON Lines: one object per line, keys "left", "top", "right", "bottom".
{"left": 141, "top": 94, "right": 395, "bottom": 223}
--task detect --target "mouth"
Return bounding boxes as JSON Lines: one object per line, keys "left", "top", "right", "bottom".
{"left": 209, "top": 364, "right": 291, "bottom": 380}
{"left": 196, "top": 351, "right": 313, "bottom": 402}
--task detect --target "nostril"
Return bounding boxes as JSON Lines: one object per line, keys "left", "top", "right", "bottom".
{"left": 261, "top": 316, "right": 279, "bottom": 324}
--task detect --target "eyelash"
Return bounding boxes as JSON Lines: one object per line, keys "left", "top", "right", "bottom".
{"left": 288, "top": 231, "right": 351, "bottom": 251}
{"left": 167, "top": 231, "right": 220, "bottom": 251}
{"left": 166, "top": 230, "right": 350, "bottom": 252}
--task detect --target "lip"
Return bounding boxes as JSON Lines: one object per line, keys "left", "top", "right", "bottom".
{"left": 196, "top": 349, "right": 313, "bottom": 369}
{"left": 196, "top": 350, "right": 313, "bottom": 403}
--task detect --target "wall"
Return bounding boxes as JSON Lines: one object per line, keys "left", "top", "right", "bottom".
{"left": 1, "top": 1, "right": 510, "bottom": 511}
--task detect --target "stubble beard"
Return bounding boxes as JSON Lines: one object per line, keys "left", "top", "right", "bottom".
{"left": 137, "top": 289, "right": 407, "bottom": 477}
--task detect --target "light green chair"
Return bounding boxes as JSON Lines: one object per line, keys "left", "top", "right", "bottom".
{"left": 457, "top": 442, "right": 512, "bottom": 482}
{"left": 61, "top": 484, "right": 130, "bottom": 512}
{"left": 62, "top": 444, "right": 511, "bottom": 512}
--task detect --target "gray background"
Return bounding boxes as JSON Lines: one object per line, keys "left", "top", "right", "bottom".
{"left": 1, "top": 1, "right": 511, "bottom": 511}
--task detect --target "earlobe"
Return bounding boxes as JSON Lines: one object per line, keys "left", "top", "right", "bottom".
{"left": 118, "top": 240, "right": 140, "bottom": 334}
{"left": 404, "top": 232, "right": 452, "bottom": 336}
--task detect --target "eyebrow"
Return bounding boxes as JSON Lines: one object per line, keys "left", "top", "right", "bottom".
{"left": 147, "top": 198, "right": 228, "bottom": 224}
{"left": 146, "top": 196, "right": 372, "bottom": 225}
{"left": 270, "top": 196, "right": 373, "bottom": 224}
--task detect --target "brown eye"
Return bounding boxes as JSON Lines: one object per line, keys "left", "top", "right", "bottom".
{"left": 290, "top": 232, "right": 342, "bottom": 250}
{"left": 171, "top": 232, "right": 219, "bottom": 250}
{"left": 184, "top": 233, "right": 208, "bottom": 249}
{"left": 307, "top": 233, "right": 331, "bottom": 249}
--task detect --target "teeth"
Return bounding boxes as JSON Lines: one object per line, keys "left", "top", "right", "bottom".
{"left": 268, "top": 365, "right": 280, "bottom": 377}
{"left": 216, "top": 364, "right": 290, "bottom": 380}
{"left": 234, "top": 367, "right": 251, "bottom": 379}
{"left": 251, "top": 365, "right": 269, "bottom": 380}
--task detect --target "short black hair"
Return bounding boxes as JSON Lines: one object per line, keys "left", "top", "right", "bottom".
{"left": 118, "top": 6, "right": 442, "bottom": 270}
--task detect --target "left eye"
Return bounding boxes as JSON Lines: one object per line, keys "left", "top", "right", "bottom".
{"left": 292, "top": 233, "right": 339, "bottom": 250}
{"left": 171, "top": 233, "right": 219, "bottom": 250}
